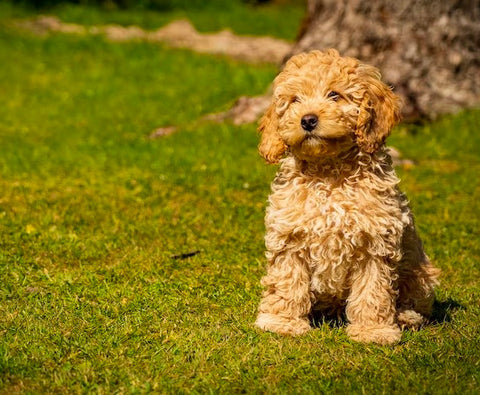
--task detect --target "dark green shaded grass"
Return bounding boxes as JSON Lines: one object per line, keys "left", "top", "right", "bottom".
{"left": 1, "top": 4, "right": 480, "bottom": 393}
{"left": 0, "top": 0, "right": 306, "bottom": 40}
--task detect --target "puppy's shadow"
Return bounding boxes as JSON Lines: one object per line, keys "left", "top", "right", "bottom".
{"left": 309, "top": 297, "right": 464, "bottom": 329}
{"left": 310, "top": 309, "right": 347, "bottom": 329}
{"left": 430, "top": 297, "right": 464, "bottom": 324}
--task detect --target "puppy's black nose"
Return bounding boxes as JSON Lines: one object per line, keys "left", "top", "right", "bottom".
{"left": 301, "top": 114, "right": 318, "bottom": 132}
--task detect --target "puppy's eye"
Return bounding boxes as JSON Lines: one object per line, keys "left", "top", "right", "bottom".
{"left": 292, "top": 96, "right": 301, "bottom": 103}
{"left": 327, "top": 91, "right": 340, "bottom": 101}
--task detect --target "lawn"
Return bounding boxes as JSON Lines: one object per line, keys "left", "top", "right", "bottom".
{"left": 1, "top": 1, "right": 479, "bottom": 393}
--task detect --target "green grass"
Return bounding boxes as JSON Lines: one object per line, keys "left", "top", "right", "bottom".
{"left": 1, "top": 2, "right": 480, "bottom": 393}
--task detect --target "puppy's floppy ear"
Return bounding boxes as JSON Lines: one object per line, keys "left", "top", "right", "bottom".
{"left": 258, "top": 98, "right": 287, "bottom": 164}
{"left": 258, "top": 51, "right": 315, "bottom": 163}
{"left": 355, "top": 65, "right": 402, "bottom": 153}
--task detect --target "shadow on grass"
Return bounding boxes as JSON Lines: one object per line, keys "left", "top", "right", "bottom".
{"left": 430, "top": 297, "right": 464, "bottom": 324}
{"left": 310, "top": 309, "right": 347, "bottom": 329}
{"left": 309, "top": 297, "right": 464, "bottom": 329}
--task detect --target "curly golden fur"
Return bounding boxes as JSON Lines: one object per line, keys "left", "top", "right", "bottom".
{"left": 255, "top": 49, "right": 439, "bottom": 344}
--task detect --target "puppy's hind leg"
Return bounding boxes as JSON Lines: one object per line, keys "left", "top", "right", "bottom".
{"left": 256, "top": 250, "right": 312, "bottom": 336}
{"left": 396, "top": 228, "right": 440, "bottom": 330}
{"left": 397, "top": 258, "right": 440, "bottom": 329}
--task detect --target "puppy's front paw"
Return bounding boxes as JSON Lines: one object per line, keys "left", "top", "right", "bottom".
{"left": 256, "top": 313, "right": 311, "bottom": 336}
{"left": 397, "top": 309, "right": 426, "bottom": 330}
{"left": 346, "top": 324, "right": 401, "bottom": 345}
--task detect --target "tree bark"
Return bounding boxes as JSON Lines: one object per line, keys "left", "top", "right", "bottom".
{"left": 288, "top": 0, "right": 480, "bottom": 120}
{"left": 219, "top": 0, "right": 480, "bottom": 123}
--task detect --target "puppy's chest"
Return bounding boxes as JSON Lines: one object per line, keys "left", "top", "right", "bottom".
{"left": 267, "top": 171, "right": 407, "bottom": 242}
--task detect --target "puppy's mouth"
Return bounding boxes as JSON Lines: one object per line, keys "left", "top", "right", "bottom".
{"left": 289, "top": 132, "right": 355, "bottom": 161}
{"left": 285, "top": 131, "right": 345, "bottom": 150}
{"left": 293, "top": 133, "right": 342, "bottom": 152}
{"left": 301, "top": 121, "right": 349, "bottom": 142}
{"left": 301, "top": 133, "right": 343, "bottom": 145}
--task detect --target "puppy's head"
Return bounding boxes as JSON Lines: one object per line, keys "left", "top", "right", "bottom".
{"left": 258, "top": 49, "right": 401, "bottom": 163}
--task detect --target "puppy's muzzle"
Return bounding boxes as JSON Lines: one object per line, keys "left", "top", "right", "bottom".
{"left": 301, "top": 114, "right": 318, "bottom": 132}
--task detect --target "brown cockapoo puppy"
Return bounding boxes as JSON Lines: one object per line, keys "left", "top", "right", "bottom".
{"left": 255, "top": 49, "right": 439, "bottom": 344}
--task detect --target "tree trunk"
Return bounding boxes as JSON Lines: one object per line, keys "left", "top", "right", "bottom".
{"left": 289, "top": 0, "right": 480, "bottom": 120}
{"left": 221, "top": 0, "right": 480, "bottom": 123}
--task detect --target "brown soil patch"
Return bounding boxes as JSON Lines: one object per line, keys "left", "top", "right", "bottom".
{"left": 17, "top": 16, "right": 292, "bottom": 64}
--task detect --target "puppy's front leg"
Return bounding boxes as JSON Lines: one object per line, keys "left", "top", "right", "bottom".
{"left": 256, "top": 250, "right": 312, "bottom": 336}
{"left": 345, "top": 258, "right": 401, "bottom": 345}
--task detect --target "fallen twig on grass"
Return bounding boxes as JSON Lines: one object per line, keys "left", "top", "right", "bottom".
{"left": 170, "top": 250, "right": 201, "bottom": 260}
{"left": 148, "top": 126, "right": 178, "bottom": 139}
